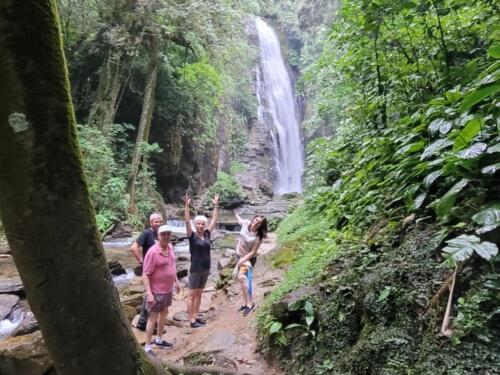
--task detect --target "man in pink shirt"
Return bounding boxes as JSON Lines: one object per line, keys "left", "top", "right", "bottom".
{"left": 142, "top": 225, "right": 180, "bottom": 356}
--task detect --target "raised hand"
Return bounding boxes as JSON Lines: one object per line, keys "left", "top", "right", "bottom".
{"left": 184, "top": 191, "right": 191, "bottom": 207}
{"left": 212, "top": 195, "right": 220, "bottom": 206}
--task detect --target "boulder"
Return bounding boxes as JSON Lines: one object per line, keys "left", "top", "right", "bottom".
{"left": 217, "top": 257, "right": 236, "bottom": 270}
{"left": 120, "top": 293, "right": 143, "bottom": 310}
{"left": 0, "top": 278, "right": 24, "bottom": 296}
{"left": 177, "top": 269, "right": 188, "bottom": 279}
{"left": 108, "top": 260, "right": 126, "bottom": 276}
{"left": 121, "top": 304, "right": 137, "bottom": 323}
{"left": 0, "top": 330, "right": 54, "bottom": 375}
{"left": 259, "top": 180, "right": 274, "bottom": 197}
{"left": 223, "top": 198, "right": 245, "bottom": 210}
{"left": 12, "top": 300, "right": 38, "bottom": 337}
{"left": 0, "top": 294, "right": 19, "bottom": 320}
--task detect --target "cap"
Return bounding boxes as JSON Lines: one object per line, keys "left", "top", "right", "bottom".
{"left": 158, "top": 225, "right": 172, "bottom": 234}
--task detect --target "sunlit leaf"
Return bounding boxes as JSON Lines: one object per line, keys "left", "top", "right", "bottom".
{"left": 305, "top": 315, "right": 314, "bottom": 327}
{"left": 269, "top": 321, "right": 283, "bottom": 334}
{"left": 424, "top": 170, "right": 442, "bottom": 188}
{"left": 442, "top": 234, "right": 498, "bottom": 261}
{"left": 285, "top": 323, "right": 303, "bottom": 330}
{"left": 457, "top": 142, "right": 487, "bottom": 159}
{"left": 481, "top": 163, "right": 500, "bottom": 175}
{"left": 377, "top": 287, "right": 391, "bottom": 302}
{"left": 421, "top": 139, "right": 453, "bottom": 160}
{"left": 487, "top": 142, "right": 500, "bottom": 154}
{"left": 473, "top": 202, "right": 500, "bottom": 234}
{"left": 414, "top": 193, "right": 426, "bottom": 209}
{"left": 304, "top": 301, "right": 314, "bottom": 315}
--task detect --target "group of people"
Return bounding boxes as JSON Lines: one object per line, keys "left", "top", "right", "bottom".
{"left": 129, "top": 195, "right": 268, "bottom": 356}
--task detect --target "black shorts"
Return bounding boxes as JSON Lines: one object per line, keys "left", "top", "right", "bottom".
{"left": 189, "top": 271, "right": 210, "bottom": 289}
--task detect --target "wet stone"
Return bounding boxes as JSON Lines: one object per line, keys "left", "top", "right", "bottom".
{"left": 0, "top": 294, "right": 19, "bottom": 320}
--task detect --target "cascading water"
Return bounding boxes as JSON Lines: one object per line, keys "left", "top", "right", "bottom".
{"left": 255, "top": 18, "right": 304, "bottom": 194}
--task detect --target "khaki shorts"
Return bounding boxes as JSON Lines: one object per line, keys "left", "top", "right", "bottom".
{"left": 146, "top": 292, "right": 172, "bottom": 312}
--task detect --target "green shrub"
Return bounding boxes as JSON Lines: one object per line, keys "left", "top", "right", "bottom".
{"left": 205, "top": 172, "right": 245, "bottom": 206}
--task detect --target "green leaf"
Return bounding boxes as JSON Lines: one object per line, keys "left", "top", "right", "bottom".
{"left": 378, "top": 287, "right": 391, "bottom": 302}
{"left": 459, "top": 84, "right": 500, "bottom": 112}
{"left": 414, "top": 193, "right": 426, "bottom": 209}
{"left": 421, "top": 139, "right": 453, "bottom": 160}
{"left": 436, "top": 179, "right": 469, "bottom": 218}
{"left": 287, "top": 300, "right": 302, "bottom": 311}
{"left": 487, "top": 142, "right": 500, "bottom": 154}
{"left": 457, "top": 142, "right": 487, "bottom": 159}
{"left": 453, "top": 118, "right": 482, "bottom": 151}
{"left": 269, "top": 321, "right": 283, "bottom": 334}
{"left": 442, "top": 234, "right": 498, "bottom": 261}
{"left": 276, "top": 332, "right": 287, "bottom": 345}
{"left": 305, "top": 315, "right": 315, "bottom": 327}
{"left": 285, "top": 323, "right": 304, "bottom": 330}
{"left": 473, "top": 202, "right": 500, "bottom": 234}
{"left": 424, "top": 170, "right": 442, "bottom": 188}
{"left": 304, "top": 301, "right": 314, "bottom": 315}
{"left": 487, "top": 44, "right": 500, "bottom": 59}
{"left": 481, "top": 163, "right": 500, "bottom": 175}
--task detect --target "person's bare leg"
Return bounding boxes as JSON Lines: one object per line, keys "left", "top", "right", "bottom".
{"left": 238, "top": 274, "right": 249, "bottom": 306}
{"left": 146, "top": 311, "right": 159, "bottom": 345}
{"left": 194, "top": 289, "right": 203, "bottom": 318}
{"left": 187, "top": 289, "right": 195, "bottom": 322}
{"left": 156, "top": 308, "right": 168, "bottom": 342}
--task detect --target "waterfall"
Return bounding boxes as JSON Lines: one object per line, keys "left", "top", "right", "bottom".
{"left": 255, "top": 18, "right": 304, "bottom": 194}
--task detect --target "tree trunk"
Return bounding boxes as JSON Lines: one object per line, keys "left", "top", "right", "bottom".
{"left": 0, "top": 2, "right": 165, "bottom": 374}
{"left": 127, "top": 35, "right": 159, "bottom": 215}
{"left": 87, "top": 47, "right": 126, "bottom": 131}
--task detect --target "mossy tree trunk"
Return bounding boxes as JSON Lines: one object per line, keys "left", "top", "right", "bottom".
{"left": 0, "top": 2, "right": 165, "bottom": 374}
{"left": 127, "top": 34, "right": 159, "bottom": 215}
{"left": 87, "top": 47, "right": 126, "bottom": 130}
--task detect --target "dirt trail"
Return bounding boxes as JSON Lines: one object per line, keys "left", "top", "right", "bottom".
{"left": 132, "top": 233, "right": 284, "bottom": 375}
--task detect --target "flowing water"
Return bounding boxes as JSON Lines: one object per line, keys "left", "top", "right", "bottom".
{"left": 255, "top": 18, "right": 304, "bottom": 194}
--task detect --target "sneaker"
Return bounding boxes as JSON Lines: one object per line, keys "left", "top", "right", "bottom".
{"left": 190, "top": 321, "right": 204, "bottom": 328}
{"left": 195, "top": 318, "right": 206, "bottom": 325}
{"left": 237, "top": 305, "right": 246, "bottom": 312}
{"left": 242, "top": 303, "right": 255, "bottom": 316}
{"left": 144, "top": 344, "right": 156, "bottom": 357}
{"left": 154, "top": 338, "right": 173, "bottom": 348}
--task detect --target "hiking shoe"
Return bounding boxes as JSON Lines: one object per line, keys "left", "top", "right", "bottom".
{"left": 237, "top": 305, "right": 246, "bottom": 312}
{"left": 242, "top": 303, "right": 255, "bottom": 316}
{"left": 190, "top": 321, "right": 204, "bottom": 328}
{"left": 154, "top": 339, "right": 173, "bottom": 348}
{"left": 195, "top": 318, "right": 206, "bottom": 325}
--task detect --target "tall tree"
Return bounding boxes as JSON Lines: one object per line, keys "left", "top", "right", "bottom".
{"left": 0, "top": 2, "right": 164, "bottom": 374}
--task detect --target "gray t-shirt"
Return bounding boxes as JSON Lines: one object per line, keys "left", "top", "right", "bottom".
{"left": 237, "top": 219, "right": 258, "bottom": 256}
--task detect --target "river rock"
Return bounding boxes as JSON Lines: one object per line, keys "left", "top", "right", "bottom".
{"left": 173, "top": 311, "right": 189, "bottom": 322}
{"left": 177, "top": 269, "right": 188, "bottom": 279}
{"left": 121, "top": 304, "right": 136, "bottom": 323}
{"left": 0, "top": 330, "right": 54, "bottom": 375}
{"left": 108, "top": 260, "right": 126, "bottom": 276}
{"left": 120, "top": 293, "right": 143, "bottom": 309}
{"left": 177, "top": 255, "right": 189, "bottom": 262}
{"left": 217, "top": 257, "right": 236, "bottom": 270}
{"left": 12, "top": 300, "right": 38, "bottom": 336}
{"left": 0, "top": 278, "right": 24, "bottom": 296}
{"left": 0, "top": 294, "right": 19, "bottom": 320}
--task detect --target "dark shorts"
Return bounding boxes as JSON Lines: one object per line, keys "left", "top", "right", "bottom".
{"left": 189, "top": 271, "right": 210, "bottom": 289}
{"left": 146, "top": 292, "right": 172, "bottom": 312}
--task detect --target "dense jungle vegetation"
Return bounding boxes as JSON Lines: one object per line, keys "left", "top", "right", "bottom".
{"left": 256, "top": 0, "right": 500, "bottom": 374}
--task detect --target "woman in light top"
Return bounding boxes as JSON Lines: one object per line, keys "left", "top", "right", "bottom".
{"left": 184, "top": 193, "right": 219, "bottom": 328}
{"left": 234, "top": 212, "right": 268, "bottom": 316}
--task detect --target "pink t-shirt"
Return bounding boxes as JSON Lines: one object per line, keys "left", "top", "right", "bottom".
{"left": 143, "top": 242, "right": 176, "bottom": 294}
